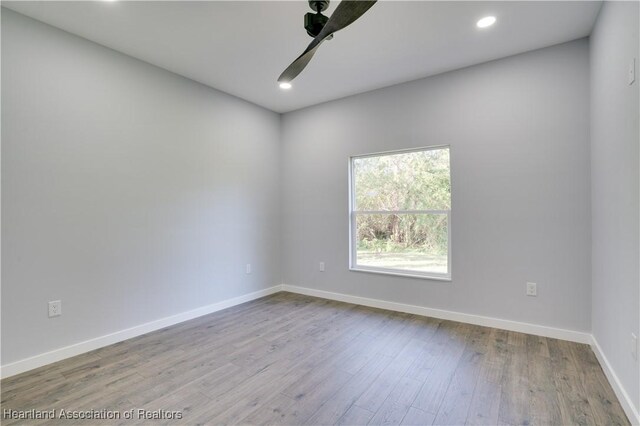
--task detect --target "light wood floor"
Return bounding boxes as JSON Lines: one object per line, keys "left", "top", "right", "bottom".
{"left": 1, "top": 292, "right": 630, "bottom": 425}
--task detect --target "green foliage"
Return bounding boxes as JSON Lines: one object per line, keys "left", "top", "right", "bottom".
{"left": 353, "top": 148, "right": 451, "bottom": 211}
{"left": 353, "top": 148, "right": 450, "bottom": 256}
{"left": 356, "top": 213, "right": 448, "bottom": 256}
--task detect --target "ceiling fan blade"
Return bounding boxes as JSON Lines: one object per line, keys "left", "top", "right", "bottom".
{"left": 277, "top": 42, "right": 324, "bottom": 84}
{"left": 278, "top": 0, "right": 377, "bottom": 83}
{"left": 317, "top": 0, "right": 377, "bottom": 41}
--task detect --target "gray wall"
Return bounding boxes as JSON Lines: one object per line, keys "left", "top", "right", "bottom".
{"left": 281, "top": 39, "right": 591, "bottom": 332}
{"left": 590, "top": 1, "right": 640, "bottom": 414}
{"left": 1, "top": 9, "right": 281, "bottom": 364}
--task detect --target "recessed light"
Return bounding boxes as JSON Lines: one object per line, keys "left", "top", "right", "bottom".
{"left": 279, "top": 82, "right": 292, "bottom": 90}
{"left": 477, "top": 16, "right": 496, "bottom": 28}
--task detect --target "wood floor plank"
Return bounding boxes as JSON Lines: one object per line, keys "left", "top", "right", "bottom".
{"left": 400, "top": 406, "right": 436, "bottom": 426}
{"left": 368, "top": 377, "right": 423, "bottom": 425}
{"left": 554, "top": 369, "right": 598, "bottom": 426}
{"left": 465, "top": 331, "right": 508, "bottom": 426}
{"left": 432, "top": 347, "right": 484, "bottom": 425}
{"left": 139, "top": 388, "right": 211, "bottom": 425}
{"left": 2, "top": 352, "right": 100, "bottom": 394}
{"left": 4, "top": 354, "right": 144, "bottom": 411}
{"left": 412, "top": 322, "right": 470, "bottom": 414}
{"left": 465, "top": 379, "right": 502, "bottom": 426}
{"left": 191, "top": 363, "right": 249, "bottom": 400}
{"left": 304, "top": 354, "right": 394, "bottom": 425}
{"left": 464, "top": 325, "right": 492, "bottom": 355}
{"left": 581, "top": 363, "right": 630, "bottom": 426}
{"left": 336, "top": 405, "right": 374, "bottom": 425}
{"left": 506, "top": 330, "right": 526, "bottom": 348}
{"left": 547, "top": 337, "right": 580, "bottom": 374}
{"left": 525, "top": 334, "right": 550, "bottom": 358}
{"left": 477, "top": 332, "right": 509, "bottom": 385}
{"left": 280, "top": 351, "right": 354, "bottom": 401}
{"left": 527, "top": 354, "right": 563, "bottom": 425}
{"left": 237, "top": 393, "right": 300, "bottom": 426}
{"left": 244, "top": 365, "right": 352, "bottom": 425}
{"left": 1, "top": 292, "right": 630, "bottom": 426}
{"left": 497, "top": 343, "right": 531, "bottom": 425}
{"left": 355, "top": 338, "right": 426, "bottom": 413}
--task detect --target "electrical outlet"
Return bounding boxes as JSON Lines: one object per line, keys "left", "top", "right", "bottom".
{"left": 632, "top": 333, "right": 638, "bottom": 360}
{"left": 48, "top": 300, "right": 62, "bottom": 318}
{"left": 245, "top": 264, "right": 252, "bottom": 274}
{"left": 319, "top": 262, "right": 325, "bottom": 272}
{"left": 526, "top": 282, "right": 537, "bottom": 297}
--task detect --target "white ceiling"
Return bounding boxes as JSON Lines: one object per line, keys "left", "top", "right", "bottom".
{"left": 4, "top": 1, "right": 601, "bottom": 113}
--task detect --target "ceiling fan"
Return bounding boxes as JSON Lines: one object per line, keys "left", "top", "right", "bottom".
{"left": 278, "top": 0, "right": 377, "bottom": 85}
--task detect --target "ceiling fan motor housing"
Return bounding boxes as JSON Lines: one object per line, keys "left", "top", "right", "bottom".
{"left": 304, "top": 11, "right": 329, "bottom": 37}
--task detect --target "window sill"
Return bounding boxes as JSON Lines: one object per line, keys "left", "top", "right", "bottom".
{"left": 349, "top": 267, "right": 452, "bottom": 282}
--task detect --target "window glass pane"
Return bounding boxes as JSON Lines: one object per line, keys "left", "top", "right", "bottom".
{"left": 355, "top": 213, "right": 448, "bottom": 274}
{"left": 353, "top": 148, "right": 450, "bottom": 211}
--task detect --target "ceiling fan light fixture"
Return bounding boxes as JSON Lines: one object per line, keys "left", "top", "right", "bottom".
{"left": 279, "top": 82, "right": 292, "bottom": 90}
{"left": 476, "top": 16, "right": 496, "bottom": 28}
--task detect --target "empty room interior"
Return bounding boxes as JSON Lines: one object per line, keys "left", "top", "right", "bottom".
{"left": 1, "top": 1, "right": 639, "bottom": 425}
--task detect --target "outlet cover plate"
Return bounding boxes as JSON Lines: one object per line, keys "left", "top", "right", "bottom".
{"left": 48, "top": 300, "right": 62, "bottom": 317}
{"left": 526, "top": 282, "right": 537, "bottom": 296}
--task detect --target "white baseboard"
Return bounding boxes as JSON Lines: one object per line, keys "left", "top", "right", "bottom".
{"left": 591, "top": 336, "right": 640, "bottom": 425}
{"left": 0, "top": 285, "right": 283, "bottom": 379}
{"left": 281, "top": 284, "right": 592, "bottom": 344}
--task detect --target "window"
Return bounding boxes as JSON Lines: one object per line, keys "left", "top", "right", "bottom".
{"left": 349, "top": 146, "right": 451, "bottom": 280}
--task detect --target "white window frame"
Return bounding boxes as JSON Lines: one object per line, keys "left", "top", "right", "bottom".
{"left": 348, "top": 145, "right": 452, "bottom": 281}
